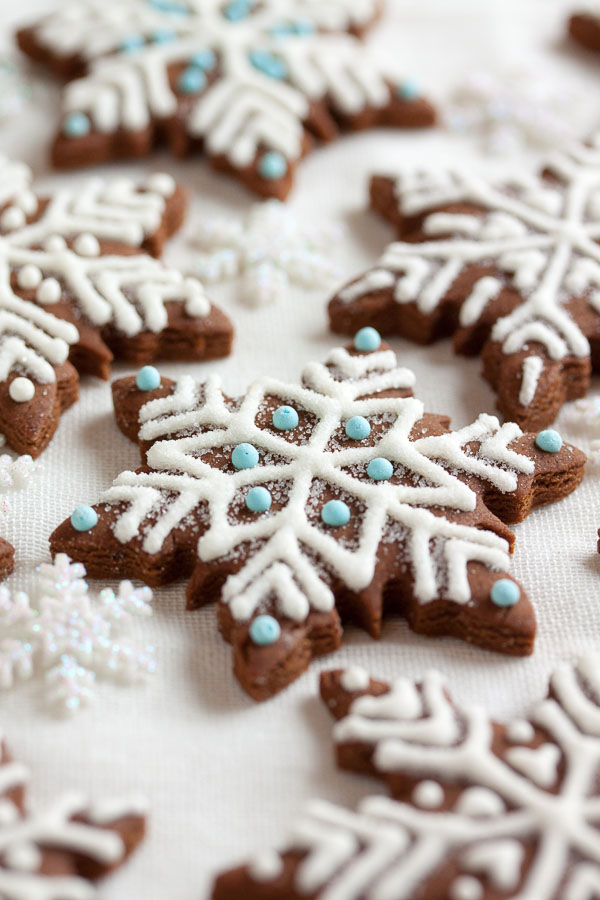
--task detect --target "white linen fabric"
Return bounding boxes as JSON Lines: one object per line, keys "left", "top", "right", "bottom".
{"left": 1, "top": 1, "right": 600, "bottom": 897}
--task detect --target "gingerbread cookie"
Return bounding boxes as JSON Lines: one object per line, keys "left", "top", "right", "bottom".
{"left": 569, "top": 9, "right": 600, "bottom": 51}
{"left": 50, "top": 332, "right": 585, "bottom": 700}
{"left": 214, "top": 654, "right": 600, "bottom": 900}
{"left": 329, "top": 136, "right": 600, "bottom": 431}
{"left": 0, "top": 155, "right": 232, "bottom": 457}
{"left": 0, "top": 726, "right": 146, "bottom": 893}
{"left": 17, "top": 1, "right": 435, "bottom": 200}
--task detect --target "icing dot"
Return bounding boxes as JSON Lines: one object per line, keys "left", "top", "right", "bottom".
{"left": 147, "top": 173, "right": 176, "bottom": 197}
{"left": 190, "top": 49, "right": 217, "bottom": 69}
{"left": 37, "top": 278, "right": 62, "bottom": 305}
{"left": 71, "top": 505, "right": 98, "bottom": 532}
{"left": 397, "top": 80, "right": 421, "bottom": 101}
{"left": 249, "top": 614, "right": 281, "bottom": 646}
{"left": 45, "top": 235, "right": 67, "bottom": 252}
{"left": 74, "top": 233, "right": 100, "bottom": 257}
{"left": 1, "top": 206, "right": 25, "bottom": 231}
{"left": 246, "top": 486, "right": 272, "bottom": 513}
{"left": 223, "top": 0, "right": 252, "bottom": 20}
{"left": 17, "top": 264, "right": 42, "bottom": 290}
{"left": 490, "top": 579, "right": 520, "bottom": 608}
{"left": 178, "top": 66, "right": 207, "bottom": 94}
{"left": 272, "top": 405, "right": 298, "bottom": 430}
{"left": 19, "top": 192, "right": 38, "bottom": 216}
{"left": 345, "top": 416, "right": 371, "bottom": 441}
{"left": 232, "top": 443, "right": 259, "bottom": 470}
{"left": 136, "top": 366, "right": 161, "bottom": 391}
{"left": 353, "top": 327, "right": 381, "bottom": 352}
{"left": 121, "top": 34, "right": 146, "bottom": 53}
{"left": 8, "top": 377, "right": 35, "bottom": 403}
{"left": 321, "top": 500, "right": 350, "bottom": 527}
{"left": 367, "top": 457, "right": 393, "bottom": 481}
{"left": 62, "top": 111, "right": 91, "bottom": 138}
{"left": 506, "top": 719, "right": 535, "bottom": 743}
{"left": 258, "top": 151, "right": 288, "bottom": 181}
{"left": 152, "top": 29, "right": 177, "bottom": 43}
{"left": 450, "top": 876, "right": 483, "bottom": 900}
{"left": 249, "top": 850, "right": 283, "bottom": 883}
{"left": 249, "top": 49, "right": 288, "bottom": 80}
{"left": 413, "top": 780, "right": 444, "bottom": 809}
{"left": 340, "top": 666, "right": 370, "bottom": 692}
{"left": 536, "top": 429, "right": 563, "bottom": 453}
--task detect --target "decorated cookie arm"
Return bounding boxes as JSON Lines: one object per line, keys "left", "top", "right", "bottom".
{"left": 569, "top": 10, "right": 600, "bottom": 52}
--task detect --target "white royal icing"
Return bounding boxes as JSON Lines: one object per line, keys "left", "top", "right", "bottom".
{"left": 338, "top": 139, "right": 600, "bottom": 411}
{"left": 340, "top": 665, "right": 370, "bottom": 693}
{"left": 258, "top": 654, "right": 600, "bottom": 900}
{"left": 8, "top": 377, "right": 35, "bottom": 403}
{"left": 0, "top": 155, "right": 211, "bottom": 387}
{"left": 99, "top": 345, "right": 536, "bottom": 626}
{"left": 36, "top": 0, "right": 393, "bottom": 169}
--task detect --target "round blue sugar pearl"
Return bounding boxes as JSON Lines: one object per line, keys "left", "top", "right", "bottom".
{"left": 353, "top": 327, "right": 381, "bottom": 352}
{"left": 232, "top": 443, "right": 259, "bottom": 470}
{"left": 152, "top": 29, "right": 177, "bottom": 43}
{"left": 178, "top": 66, "right": 207, "bottom": 94}
{"left": 536, "top": 429, "right": 563, "bottom": 453}
{"left": 71, "top": 505, "right": 98, "bottom": 532}
{"left": 258, "top": 151, "right": 288, "bottom": 181}
{"left": 246, "top": 486, "right": 272, "bottom": 513}
{"left": 190, "top": 49, "right": 216, "bottom": 69}
{"left": 224, "top": 0, "right": 251, "bottom": 21}
{"left": 397, "top": 80, "right": 421, "bottom": 101}
{"left": 367, "top": 457, "right": 393, "bottom": 481}
{"left": 490, "top": 579, "right": 520, "bottom": 608}
{"left": 249, "top": 614, "right": 281, "bottom": 646}
{"left": 321, "top": 500, "right": 351, "bottom": 527}
{"left": 293, "top": 20, "right": 315, "bottom": 35}
{"left": 345, "top": 416, "right": 371, "bottom": 441}
{"left": 272, "top": 405, "right": 298, "bottom": 431}
{"left": 62, "top": 112, "right": 91, "bottom": 138}
{"left": 136, "top": 366, "right": 161, "bottom": 391}
{"left": 121, "top": 34, "right": 145, "bottom": 53}
{"left": 249, "top": 49, "right": 288, "bottom": 80}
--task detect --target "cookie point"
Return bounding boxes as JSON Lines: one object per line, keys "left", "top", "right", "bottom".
{"left": 62, "top": 111, "right": 91, "bottom": 138}
{"left": 367, "top": 457, "right": 394, "bottom": 481}
{"left": 535, "top": 429, "right": 563, "bottom": 453}
{"left": 258, "top": 151, "right": 288, "bottom": 181}
{"left": 272, "top": 405, "right": 299, "bottom": 430}
{"left": 246, "top": 486, "right": 272, "bottom": 513}
{"left": 345, "top": 415, "right": 371, "bottom": 441}
{"left": 321, "top": 499, "right": 351, "bottom": 527}
{"left": 232, "top": 443, "right": 259, "bottom": 470}
{"left": 490, "top": 578, "right": 520, "bottom": 608}
{"left": 353, "top": 327, "right": 381, "bottom": 352}
{"left": 71, "top": 505, "right": 98, "bottom": 532}
{"left": 136, "top": 366, "right": 161, "bottom": 391}
{"left": 249, "top": 614, "right": 281, "bottom": 646}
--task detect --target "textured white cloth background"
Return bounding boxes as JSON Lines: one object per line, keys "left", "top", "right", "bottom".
{"left": 1, "top": 1, "right": 600, "bottom": 897}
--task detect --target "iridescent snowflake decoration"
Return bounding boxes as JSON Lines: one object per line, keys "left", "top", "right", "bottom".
{"left": 575, "top": 394, "right": 600, "bottom": 462}
{"left": 0, "top": 451, "right": 39, "bottom": 515}
{"left": 0, "top": 554, "right": 155, "bottom": 714}
{"left": 445, "top": 69, "right": 582, "bottom": 154}
{"left": 194, "top": 200, "right": 345, "bottom": 306}
{"left": 0, "top": 57, "right": 32, "bottom": 122}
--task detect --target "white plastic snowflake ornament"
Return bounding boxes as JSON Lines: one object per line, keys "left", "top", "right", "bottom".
{"left": 51, "top": 334, "right": 585, "bottom": 700}
{"left": 213, "top": 655, "right": 600, "bottom": 900}
{"left": 17, "top": 0, "right": 435, "bottom": 199}
{"left": 0, "top": 554, "right": 155, "bottom": 714}
{"left": 194, "top": 200, "right": 345, "bottom": 306}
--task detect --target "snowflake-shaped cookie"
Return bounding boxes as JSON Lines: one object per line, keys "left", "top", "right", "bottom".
{"left": 194, "top": 200, "right": 344, "bottom": 306}
{"left": 50, "top": 334, "right": 585, "bottom": 700}
{"left": 213, "top": 655, "right": 600, "bottom": 900}
{"left": 0, "top": 554, "right": 155, "bottom": 715}
{"left": 0, "top": 156, "right": 232, "bottom": 457}
{"left": 0, "top": 729, "right": 146, "bottom": 898}
{"left": 16, "top": 0, "right": 435, "bottom": 200}
{"left": 330, "top": 137, "right": 600, "bottom": 432}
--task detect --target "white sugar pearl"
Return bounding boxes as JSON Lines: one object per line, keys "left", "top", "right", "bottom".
{"left": 18, "top": 190, "right": 38, "bottom": 216}
{"left": 147, "top": 173, "right": 176, "bottom": 197}
{"left": 340, "top": 665, "right": 370, "bottom": 692}
{"left": 45, "top": 235, "right": 67, "bottom": 252}
{"left": 249, "top": 850, "right": 283, "bottom": 883}
{"left": 3, "top": 841, "right": 42, "bottom": 872}
{"left": 17, "top": 265, "right": 43, "bottom": 290}
{"left": 450, "top": 876, "right": 483, "bottom": 900}
{"left": 1, "top": 206, "right": 25, "bottom": 231}
{"left": 506, "top": 719, "right": 535, "bottom": 744}
{"left": 73, "top": 233, "right": 100, "bottom": 257}
{"left": 412, "top": 780, "right": 444, "bottom": 809}
{"left": 9, "top": 377, "right": 35, "bottom": 403}
{"left": 37, "top": 278, "right": 62, "bottom": 305}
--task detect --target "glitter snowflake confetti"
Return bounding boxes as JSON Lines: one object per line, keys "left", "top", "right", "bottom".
{"left": 0, "top": 554, "right": 155, "bottom": 714}
{"left": 194, "top": 200, "right": 345, "bottom": 306}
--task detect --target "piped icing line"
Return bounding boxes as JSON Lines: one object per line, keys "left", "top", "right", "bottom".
{"left": 519, "top": 355, "right": 544, "bottom": 407}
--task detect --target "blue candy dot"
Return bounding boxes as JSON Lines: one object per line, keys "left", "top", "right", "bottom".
{"left": 367, "top": 457, "right": 394, "bottom": 481}
{"left": 249, "top": 49, "right": 288, "bottom": 80}
{"left": 121, "top": 34, "right": 146, "bottom": 53}
{"left": 293, "top": 19, "right": 315, "bottom": 35}
{"left": 224, "top": 0, "right": 252, "bottom": 21}
{"left": 71, "top": 505, "right": 98, "bottom": 532}
{"left": 353, "top": 327, "right": 381, "bottom": 352}
{"left": 190, "top": 49, "right": 217, "bottom": 69}
{"left": 246, "top": 486, "right": 272, "bottom": 513}
{"left": 249, "top": 614, "right": 281, "bottom": 646}
{"left": 136, "top": 366, "right": 161, "bottom": 391}
{"left": 535, "top": 429, "right": 563, "bottom": 453}
{"left": 321, "top": 500, "right": 351, "bottom": 527}
{"left": 62, "top": 112, "right": 91, "bottom": 138}
{"left": 272, "top": 405, "right": 299, "bottom": 431}
{"left": 490, "top": 579, "right": 521, "bottom": 608}
{"left": 152, "top": 29, "right": 177, "bottom": 43}
{"left": 397, "top": 80, "right": 421, "bottom": 101}
{"left": 258, "top": 151, "right": 288, "bottom": 181}
{"left": 149, "top": 0, "right": 190, "bottom": 12}
{"left": 178, "top": 66, "right": 207, "bottom": 94}
{"left": 232, "top": 443, "right": 259, "bottom": 470}
{"left": 345, "top": 416, "right": 371, "bottom": 441}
